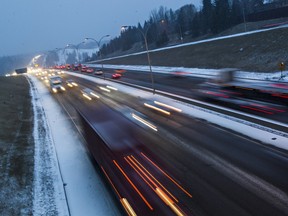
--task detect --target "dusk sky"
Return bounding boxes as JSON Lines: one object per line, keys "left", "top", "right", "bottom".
{"left": 0, "top": 0, "right": 201, "bottom": 56}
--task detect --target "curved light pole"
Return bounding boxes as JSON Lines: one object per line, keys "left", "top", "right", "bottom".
{"left": 63, "top": 43, "right": 81, "bottom": 65}
{"left": 160, "top": 19, "right": 183, "bottom": 43}
{"left": 45, "top": 48, "right": 60, "bottom": 68}
{"left": 85, "top": 35, "right": 110, "bottom": 79}
{"left": 121, "top": 25, "right": 155, "bottom": 94}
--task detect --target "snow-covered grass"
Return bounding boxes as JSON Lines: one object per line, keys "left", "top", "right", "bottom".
{"left": 91, "top": 24, "right": 288, "bottom": 63}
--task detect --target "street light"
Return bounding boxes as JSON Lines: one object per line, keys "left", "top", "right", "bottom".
{"left": 44, "top": 48, "right": 61, "bottom": 68}
{"left": 84, "top": 35, "right": 110, "bottom": 79}
{"left": 121, "top": 25, "right": 155, "bottom": 94}
{"left": 63, "top": 42, "right": 83, "bottom": 65}
{"left": 160, "top": 19, "right": 183, "bottom": 43}
{"left": 65, "top": 43, "right": 84, "bottom": 64}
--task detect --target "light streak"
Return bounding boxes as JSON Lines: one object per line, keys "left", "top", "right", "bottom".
{"left": 132, "top": 113, "right": 157, "bottom": 131}
{"left": 83, "top": 93, "right": 92, "bottom": 100}
{"left": 113, "top": 160, "right": 153, "bottom": 210}
{"left": 99, "top": 87, "right": 111, "bottom": 92}
{"left": 144, "top": 103, "right": 170, "bottom": 115}
{"left": 120, "top": 198, "right": 137, "bottom": 216}
{"left": 154, "top": 101, "right": 182, "bottom": 112}
{"left": 90, "top": 92, "right": 100, "bottom": 98}
{"left": 141, "top": 152, "right": 193, "bottom": 198}
{"left": 107, "top": 85, "right": 118, "bottom": 91}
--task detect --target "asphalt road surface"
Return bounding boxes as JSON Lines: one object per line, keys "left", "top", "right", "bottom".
{"left": 38, "top": 71, "right": 288, "bottom": 216}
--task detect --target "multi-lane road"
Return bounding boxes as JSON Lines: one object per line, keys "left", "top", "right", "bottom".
{"left": 37, "top": 69, "right": 288, "bottom": 216}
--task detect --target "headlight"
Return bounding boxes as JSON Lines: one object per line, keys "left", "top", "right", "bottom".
{"left": 60, "top": 86, "right": 66, "bottom": 91}
{"left": 52, "top": 88, "right": 57, "bottom": 93}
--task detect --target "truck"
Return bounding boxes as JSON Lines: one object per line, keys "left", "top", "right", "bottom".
{"left": 49, "top": 76, "right": 66, "bottom": 93}
{"left": 15, "top": 68, "right": 27, "bottom": 74}
{"left": 197, "top": 69, "right": 288, "bottom": 106}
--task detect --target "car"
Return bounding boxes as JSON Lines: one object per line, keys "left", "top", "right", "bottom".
{"left": 112, "top": 73, "right": 122, "bottom": 79}
{"left": 114, "top": 69, "right": 126, "bottom": 73}
{"left": 81, "top": 65, "right": 87, "bottom": 72}
{"left": 86, "top": 68, "right": 94, "bottom": 73}
{"left": 49, "top": 76, "right": 66, "bottom": 93}
{"left": 94, "top": 69, "right": 103, "bottom": 75}
{"left": 66, "top": 79, "right": 78, "bottom": 87}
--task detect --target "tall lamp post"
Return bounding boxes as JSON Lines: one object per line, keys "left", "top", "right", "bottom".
{"left": 85, "top": 35, "right": 110, "bottom": 79}
{"left": 121, "top": 25, "right": 155, "bottom": 94}
{"left": 63, "top": 42, "right": 84, "bottom": 65}
{"left": 160, "top": 19, "right": 183, "bottom": 43}
{"left": 44, "top": 49, "right": 57, "bottom": 68}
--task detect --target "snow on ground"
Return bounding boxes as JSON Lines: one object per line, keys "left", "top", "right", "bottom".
{"left": 67, "top": 72, "right": 288, "bottom": 151}
{"left": 86, "top": 63, "right": 288, "bottom": 82}
{"left": 28, "top": 75, "right": 120, "bottom": 216}
{"left": 90, "top": 24, "right": 288, "bottom": 62}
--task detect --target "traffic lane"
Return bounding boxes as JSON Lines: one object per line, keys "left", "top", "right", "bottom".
{"left": 80, "top": 68, "right": 288, "bottom": 124}
{"left": 77, "top": 68, "right": 203, "bottom": 93}
{"left": 56, "top": 83, "right": 192, "bottom": 215}
{"left": 60, "top": 75, "right": 288, "bottom": 215}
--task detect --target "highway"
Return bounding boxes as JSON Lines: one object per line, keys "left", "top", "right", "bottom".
{"left": 88, "top": 67, "right": 288, "bottom": 126}
{"left": 37, "top": 71, "right": 288, "bottom": 216}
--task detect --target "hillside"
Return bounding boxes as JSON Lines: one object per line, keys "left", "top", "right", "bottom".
{"left": 99, "top": 26, "right": 288, "bottom": 72}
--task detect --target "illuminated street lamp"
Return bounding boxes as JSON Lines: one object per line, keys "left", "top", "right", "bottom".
{"left": 44, "top": 48, "right": 60, "bottom": 67}
{"left": 121, "top": 25, "right": 155, "bottom": 94}
{"left": 160, "top": 19, "right": 183, "bottom": 43}
{"left": 63, "top": 44, "right": 81, "bottom": 65}
{"left": 84, "top": 35, "right": 110, "bottom": 79}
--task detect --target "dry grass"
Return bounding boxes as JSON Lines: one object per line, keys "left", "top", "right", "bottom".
{"left": 101, "top": 27, "right": 288, "bottom": 72}
{"left": 0, "top": 75, "right": 34, "bottom": 215}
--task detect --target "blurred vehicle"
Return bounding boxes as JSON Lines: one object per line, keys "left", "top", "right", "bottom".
{"left": 81, "top": 88, "right": 100, "bottom": 100}
{"left": 66, "top": 79, "right": 78, "bottom": 87}
{"left": 81, "top": 65, "right": 87, "bottom": 72}
{"left": 49, "top": 76, "right": 65, "bottom": 93}
{"left": 72, "top": 63, "right": 81, "bottom": 71}
{"left": 86, "top": 68, "right": 94, "bottom": 73}
{"left": 114, "top": 69, "right": 126, "bottom": 73}
{"left": 65, "top": 64, "right": 71, "bottom": 70}
{"left": 111, "top": 73, "right": 122, "bottom": 79}
{"left": 171, "top": 71, "right": 188, "bottom": 78}
{"left": 94, "top": 69, "right": 103, "bottom": 75}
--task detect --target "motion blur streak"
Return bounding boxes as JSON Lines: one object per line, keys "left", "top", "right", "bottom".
{"left": 90, "top": 92, "right": 100, "bottom": 98}
{"left": 71, "top": 82, "right": 78, "bottom": 86}
{"left": 204, "top": 91, "right": 229, "bottom": 98}
{"left": 236, "top": 86, "right": 253, "bottom": 91}
{"left": 82, "top": 94, "right": 92, "bottom": 100}
{"left": 272, "top": 93, "right": 288, "bottom": 98}
{"left": 99, "top": 86, "right": 111, "bottom": 92}
{"left": 113, "top": 160, "right": 154, "bottom": 211}
{"left": 130, "top": 155, "right": 179, "bottom": 203}
{"left": 154, "top": 101, "right": 182, "bottom": 112}
{"left": 141, "top": 153, "right": 193, "bottom": 198}
{"left": 155, "top": 188, "right": 185, "bottom": 216}
{"left": 101, "top": 166, "right": 121, "bottom": 199}
{"left": 124, "top": 157, "right": 155, "bottom": 190}
{"left": 144, "top": 103, "right": 171, "bottom": 115}
{"left": 120, "top": 198, "right": 137, "bottom": 216}
{"left": 107, "top": 86, "right": 118, "bottom": 91}
{"left": 67, "top": 83, "right": 73, "bottom": 87}
{"left": 240, "top": 105, "right": 273, "bottom": 114}
{"left": 251, "top": 103, "right": 285, "bottom": 112}
{"left": 132, "top": 113, "right": 158, "bottom": 131}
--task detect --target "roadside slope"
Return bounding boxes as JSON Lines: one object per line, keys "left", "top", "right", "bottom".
{"left": 0, "top": 76, "right": 34, "bottom": 215}
{"left": 100, "top": 27, "right": 288, "bottom": 72}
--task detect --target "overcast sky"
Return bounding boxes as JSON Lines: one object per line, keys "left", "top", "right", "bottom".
{"left": 0, "top": 0, "right": 201, "bottom": 57}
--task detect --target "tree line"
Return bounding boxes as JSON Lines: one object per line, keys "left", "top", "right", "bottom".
{"left": 97, "top": 0, "right": 286, "bottom": 59}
